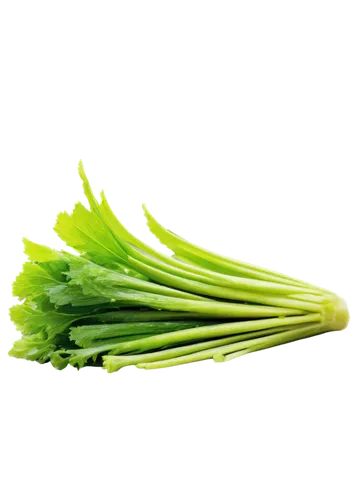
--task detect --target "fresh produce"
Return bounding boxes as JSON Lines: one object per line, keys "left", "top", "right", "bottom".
{"left": 9, "top": 162, "right": 350, "bottom": 372}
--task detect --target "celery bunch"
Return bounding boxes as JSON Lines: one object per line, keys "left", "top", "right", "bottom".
{"left": 9, "top": 162, "right": 349, "bottom": 372}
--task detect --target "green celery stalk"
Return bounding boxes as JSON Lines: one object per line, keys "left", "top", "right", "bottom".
{"left": 74, "top": 164, "right": 338, "bottom": 305}
{"left": 93, "top": 309, "right": 224, "bottom": 322}
{"left": 67, "top": 259, "right": 207, "bottom": 302}
{"left": 121, "top": 239, "right": 315, "bottom": 294}
{"left": 136, "top": 297, "right": 350, "bottom": 370}
{"left": 77, "top": 283, "right": 307, "bottom": 318}
{"left": 79, "top": 163, "right": 322, "bottom": 290}
{"left": 136, "top": 324, "right": 325, "bottom": 369}
{"left": 69, "top": 320, "right": 212, "bottom": 347}
{"left": 142, "top": 204, "right": 326, "bottom": 289}
{"left": 62, "top": 320, "right": 318, "bottom": 369}
{"left": 86, "top": 334, "right": 155, "bottom": 346}
{"left": 60, "top": 316, "right": 321, "bottom": 369}
{"left": 102, "top": 323, "right": 313, "bottom": 372}
{"left": 126, "top": 256, "right": 323, "bottom": 311}
{"left": 288, "top": 293, "right": 327, "bottom": 304}
{"left": 107, "top": 314, "right": 321, "bottom": 355}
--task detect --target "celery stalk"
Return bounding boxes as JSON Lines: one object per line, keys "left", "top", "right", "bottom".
{"left": 136, "top": 325, "right": 328, "bottom": 370}
{"left": 103, "top": 324, "right": 301, "bottom": 372}
{"left": 106, "top": 314, "right": 321, "bottom": 356}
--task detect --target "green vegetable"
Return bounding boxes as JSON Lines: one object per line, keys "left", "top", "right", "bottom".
{"left": 9, "top": 161, "right": 350, "bottom": 372}
{"left": 69, "top": 321, "right": 214, "bottom": 347}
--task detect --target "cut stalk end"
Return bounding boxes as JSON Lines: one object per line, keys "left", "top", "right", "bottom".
{"left": 323, "top": 296, "right": 350, "bottom": 331}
